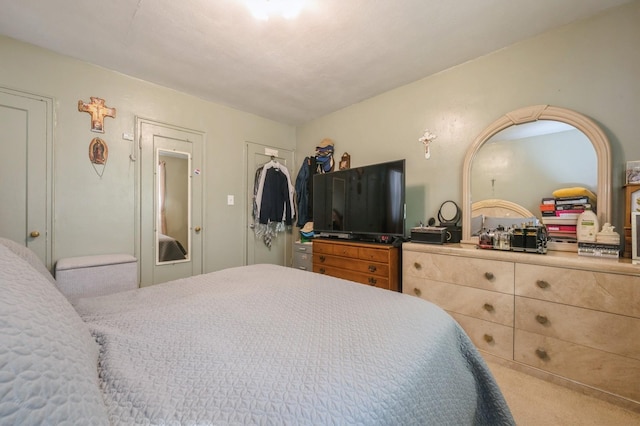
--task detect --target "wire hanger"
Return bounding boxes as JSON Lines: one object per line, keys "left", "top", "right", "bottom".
{"left": 270, "top": 155, "right": 280, "bottom": 169}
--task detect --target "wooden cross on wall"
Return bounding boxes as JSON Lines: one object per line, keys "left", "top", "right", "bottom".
{"left": 78, "top": 97, "right": 116, "bottom": 133}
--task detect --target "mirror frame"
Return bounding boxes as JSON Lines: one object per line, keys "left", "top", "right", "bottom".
{"left": 155, "top": 148, "right": 192, "bottom": 265}
{"left": 461, "top": 104, "right": 611, "bottom": 245}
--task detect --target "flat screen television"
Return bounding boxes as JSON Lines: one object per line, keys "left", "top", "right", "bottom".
{"left": 312, "top": 159, "right": 406, "bottom": 243}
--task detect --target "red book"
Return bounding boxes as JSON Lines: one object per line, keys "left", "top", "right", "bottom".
{"left": 555, "top": 209, "right": 584, "bottom": 215}
{"left": 545, "top": 224, "right": 577, "bottom": 232}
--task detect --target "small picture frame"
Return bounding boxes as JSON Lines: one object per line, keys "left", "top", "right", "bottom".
{"left": 633, "top": 212, "right": 640, "bottom": 260}
{"left": 89, "top": 137, "right": 108, "bottom": 165}
{"left": 626, "top": 161, "right": 640, "bottom": 184}
{"left": 339, "top": 152, "right": 351, "bottom": 170}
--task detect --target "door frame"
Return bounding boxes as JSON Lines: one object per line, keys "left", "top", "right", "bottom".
{"left": 0, "top": 86, "right": 54, "bottom": 268}
{"left": 244, "top": 141, "right": 296, "bottom": 266}
{"left": 135, "top": 117, "right": 205, "bottom": 285}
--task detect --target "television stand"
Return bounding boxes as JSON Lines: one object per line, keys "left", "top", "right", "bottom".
{"left": 312, "top": 239, "right": 401, "bottom": 292}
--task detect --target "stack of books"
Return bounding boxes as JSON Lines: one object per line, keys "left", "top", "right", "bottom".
{"left": 539, "top": 195, "right": 596, "bottom": 243}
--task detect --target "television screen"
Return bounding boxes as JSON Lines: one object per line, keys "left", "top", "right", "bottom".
{"left": 312, "top": 159, "right": 406, "bottom": 241}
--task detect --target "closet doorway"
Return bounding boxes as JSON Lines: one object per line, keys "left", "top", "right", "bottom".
{"left": 245, "top": 142, "right": 295, "bottom": 266}
{"left": 138, "top": 118, "right": 204, "bottom": 286}
{"left": 0, "top": 88, "right": 53, "bottom": 268}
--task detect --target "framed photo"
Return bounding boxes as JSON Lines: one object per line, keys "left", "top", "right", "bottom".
{"left": 626, "top": 161, "right": 640, "bottom": 184}
{"left": 89, "top": 137, "right": 108, "bottom": 165}
{"left": 339, "top": 152, "right": 351, "bottom": 170}
{"left": 632, "top": 189, "right": 640, "bottom": 216}
{"left": 633, "top": 212, "right": 640, "bottom": 260}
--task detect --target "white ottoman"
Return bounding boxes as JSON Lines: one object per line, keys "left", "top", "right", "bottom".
{"left": 55, "top": 254, "right": 138, "bottom": 302}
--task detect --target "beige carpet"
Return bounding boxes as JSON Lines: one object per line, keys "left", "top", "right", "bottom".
{"left": 486, "top": 361, "right": 640, "bottom": 425}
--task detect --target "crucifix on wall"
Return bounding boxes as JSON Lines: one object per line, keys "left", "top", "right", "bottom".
{"left": 78, "top": 97, "right": 116, "bottom": 133}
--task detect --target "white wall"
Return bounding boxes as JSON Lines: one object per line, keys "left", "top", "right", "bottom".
{"left": 296, "top": 1, "right": 640, "bottom": 235}
{"left": 0, "top": 36, "right": 295, "bottom": 272}
{"left": 1, "top": 2, "right": 638, "bottom": 269}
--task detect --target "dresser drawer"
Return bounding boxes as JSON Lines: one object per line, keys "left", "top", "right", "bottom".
{"left": 293, "top": 242, "right": 312, "bottom": 254}
{"left": 515, "top": 329, "right": 640, "bottom": 402}
{"left": 403, "top": 250, "right": 514, "bottom": 294}
{"left": 313, "top": 254, "right": 389, "bottom": 277}
{"left": 358, "top": 246, "right": 389, "bottom": 262}
{"left": 404, "top": 276, "right": 514, "bottom": 326}
{"left": 292, "top": 252, "right": 312, "bottom": 270}
{"left": 314, "top": 240, "right": 359, "bottom": 257}
{"left": 313, "top": 264, "right": 390, "bottom": 290}
{"left": 450, "top": 312, "right": 513, "bottom": 360}
{"left": 515, "top": 296, "right": 640, "bottom": 360}
{"left": 515, "top": 263, "right": 640, "bottom": 318}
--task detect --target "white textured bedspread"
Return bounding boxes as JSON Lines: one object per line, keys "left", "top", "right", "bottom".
{"left": 75, "top": 264, "right": 514, "bottom": 425}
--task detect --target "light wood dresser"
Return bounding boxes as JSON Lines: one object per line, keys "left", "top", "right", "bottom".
{"left": 402, "top": 242, "right": 640, "bottom": 411}
{"left": 313, "top": 239, "right": 400, "bottom": 292}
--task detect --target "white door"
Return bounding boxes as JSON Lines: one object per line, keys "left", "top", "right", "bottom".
{"left": 138, "top": 119, "right": 204, "bottom": 286}
{"left": 246, "top": 142, "right": 295, "bottom": 266}
{"left": 0, "top": 88, "right": 52, "bottom": 267}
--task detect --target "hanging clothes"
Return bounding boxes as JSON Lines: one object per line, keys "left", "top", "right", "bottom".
{"left": 259, "top": 167, "right": 293, "bottom": 225}
{"left": 294, "top": 156, "right": 316, "bottom": 227}
{"left": 253, "top": 159, "right": 295, "bottom": 248}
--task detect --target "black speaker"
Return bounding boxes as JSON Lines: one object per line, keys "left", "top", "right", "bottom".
{"left": 445, "top": 226, "right": 462, "bottom": 243}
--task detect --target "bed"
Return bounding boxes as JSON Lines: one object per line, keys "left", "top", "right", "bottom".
{"left": 0, "top": 237, "right": 514, "bottom": 425}
{"left": 158, "top": 233, "right": 188, "bottom": 261}
{"left": 471, "top": 198, "right": 538, "bottom": 236}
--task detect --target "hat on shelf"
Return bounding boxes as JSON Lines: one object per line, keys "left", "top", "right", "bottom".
{"left": 300, "top": 222, "right": 314, "bottom": 238}
{"left": 317, "top": 138, "right": 334, "bottom": 149}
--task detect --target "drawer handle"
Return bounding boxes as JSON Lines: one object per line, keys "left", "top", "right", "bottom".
{"left": 319, "top": 267, "right": 326, "bottom": 274}
{"left": 535, "top": 348, "right": 549, "bottom": 360}
{"left": 536, "top": 315, "right": 549, "bottom": 325}
{"left": 414, "top": 262, "right": 422, "bottom": 270}
{"left": 368, "top": 265, "right": 377, "bottom": 273}
{"left": 484, "top": 272, "right": 494, "bottom": 280}
{"left": 298, "top": 266, "right": 307, "bottom": 271}
{"left": 483, "top": 303, "right": 495, "bottom": 312}
{"left": 536, "top": 280, "right": 550, "bottom": 289}
{"left": 319, "top": 255, "right": 326, "bottom": 262}
{"left": 483, "top": 334, "right": 494, "bottom": 343}
{"left": 413, "top": 288, "right": 422, "bottom": 297}
{"left": 297, "top": 247, "right": 307, "bottom": 252}
{"left": 368, "top": 277, "right": 377, "bottom": 286}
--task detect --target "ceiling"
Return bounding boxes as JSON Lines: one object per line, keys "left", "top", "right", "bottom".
{"left": 0, "top": 0, "right": 632, "bottom": 125}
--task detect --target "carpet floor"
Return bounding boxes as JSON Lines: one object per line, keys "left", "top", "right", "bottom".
{"left": 487, "top": 361, "right": 640, "bottom": 425}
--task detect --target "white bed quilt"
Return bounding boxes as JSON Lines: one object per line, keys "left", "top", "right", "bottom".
{"left": 75, "top": 264, "right": 514, "bottom": 425}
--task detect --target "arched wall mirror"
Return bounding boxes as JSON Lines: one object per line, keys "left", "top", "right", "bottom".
{"left": 156, "top": 149, "right": 191, "bottom": 264}
{"left": 461, "top": 105, "right": 611, "bottom": 247}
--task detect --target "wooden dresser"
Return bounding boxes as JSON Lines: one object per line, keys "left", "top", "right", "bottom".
{"left": 402, "top": 242, "right": 640, "bottom": 410}
{"left": 313, "top": 239, "right": 400, "bottom": 292}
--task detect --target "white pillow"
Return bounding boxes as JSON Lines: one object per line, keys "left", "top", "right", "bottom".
{"left": 0, "top": 244, "right": 109, "bottom": 424}
{"left": 0, "top": 237, "right": 56, "bottom": 285}
{"left": 471, "top": 215, "right": 484, "bottom": 236}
